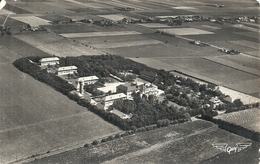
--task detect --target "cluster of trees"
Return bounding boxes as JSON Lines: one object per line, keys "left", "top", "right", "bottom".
{"left": 84, "top": 84, "right": 104, "bottom": 97}
{"left": 13, "top": 57, "right": 75, "bottom": 95}
{"left": 209, "top": 118, "right": 260, "bottom": 142}
{"left": 109, "top": 91, "right": 190, "bottom": 128}
{"left": 59, "top": 55, "right": 152, "bottom": 82}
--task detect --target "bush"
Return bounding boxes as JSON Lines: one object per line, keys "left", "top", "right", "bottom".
{"left": 101, "top": 138, "right": 107, "bottom": 143}
{"left": 114, "top": 134, "right": 121, "bottom": 139}
{"left": 92, "top": 140, "right": 99, "bottom": 145}
{"left": 84, "top": 143, "right": 90, "bottom": 148}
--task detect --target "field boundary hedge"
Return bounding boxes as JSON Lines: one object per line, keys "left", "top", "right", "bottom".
{"left": 201, "top": 116, "right": 260, "bottom": 142}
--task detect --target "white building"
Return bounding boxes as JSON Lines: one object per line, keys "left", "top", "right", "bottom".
{"left": 140, "top": 83, "right": 159, "bottom": 96}
{"left": 78, "top": 76, "right": 99, "bottom": 85}
{"left": 101, "top": 93, "right": 126, "bottom": 110}
{"left": 57, "top": 66, "right": 77, "bottom": 76}
{"left": 39, "top": 57, "right": 59, "bottom": 66}
{"left": 77, "top": 76, "right": 99, "bottom": 94}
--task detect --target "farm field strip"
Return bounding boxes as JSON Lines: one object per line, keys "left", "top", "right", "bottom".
{"left": 218, "top": 54, "right": 259, "bottom": 70}
{"left": 201, "top": 25, "right": 221, "bottom": 30}
{"left": 0, "top": 8, "right": 16, "bottom": 15}
{"left": 14, "top": 34, "right": 104, "bottom": 56}
{"left": 11, "top": 16, "right": 51, "bottom": 27}
{"left": 158, "top": 28, "right": 214, "bottom": 36}
{"left": 137, "top": 23, "right": 171, "bottom": 28}
{"left": 97, "top": 14, "right": 136, "bottom": 21}
{"left": 245, "top": 51, "right": 259, "bottom": 58}
{"left": 155, "top": 15, "right": 194, "bottom": 18}
{"left": 91, "top": 39, "right": 163, "bottom": 49}
{"left": 9, "top": 2, "right": 70, "bottom": 14}
{"left": 172, "top": 6, "right": 197, "bottom": 10}
{"left": 64, "top": 0, "right": 104, "bottom": 8}
{"left": 231, "top": 24, "right": 259, "bottom": 33}
{"left": 234, "top": 31, "right": 259, "bottom": 40}
{"left": 241, "top": 22, "right": 260, "bottom": 28}
{"left": 203, "top": 56, "right": 259, "bottom": 76}
{"left": 224, "top": 78, "right": 259, "bottom": 96}
{"left": 229, "top": 40, "right": 259, "bottom": 50}
{"left": 60, "top": 31, "right": 141, "bottom": 38}
{"left": 101, "top": 0, "right": 150, "bottom": 10}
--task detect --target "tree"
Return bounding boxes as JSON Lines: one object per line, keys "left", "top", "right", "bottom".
{"left": 233, "top": 99, "right": 243, "bottom": 108}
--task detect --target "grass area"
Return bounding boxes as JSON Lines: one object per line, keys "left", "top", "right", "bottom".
{"left": 215, "top": 108, "right": 260, "bottom": 133}
{"left": 28, "top": 120, "right": 252, "bottom": 164}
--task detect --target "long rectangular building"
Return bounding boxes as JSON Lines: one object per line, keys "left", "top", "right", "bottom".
{"left": 57, "top": 66, "right": 77, "bottom": 76}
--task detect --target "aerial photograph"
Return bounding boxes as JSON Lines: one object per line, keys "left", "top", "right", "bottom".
{"left": 0, "top": 0, "right": 259, "bottom": 163}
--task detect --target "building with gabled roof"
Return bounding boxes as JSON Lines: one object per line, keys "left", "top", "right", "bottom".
{"left": 77, "top": 76, "right": 99, "bottom": 94}
{"left": 57, "top": 66, "right": 77, "bottom": 76}
{"left": 39, "top": 57, "right": 59, "bottom": 66}
{"left": 101, "top": 93, "right": 126, "bottom": 110}
{"left": 116, "top": 82, "right": 142, "bottom": 99}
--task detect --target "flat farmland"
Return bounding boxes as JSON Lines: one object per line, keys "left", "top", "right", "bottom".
{"left": 224, "top": 79, "right": 259, "bottom": 98}
{"left": 229, "top": 40, "right": 259, "bottom": 50}
{"left": 0, "top": 16, "right": 27, "bottom": 27}
{"left": 11, "top": 16, "right": 51, "bottom": 27}
{"left": 218, "top": 55, "right": 259, "bottom": 70}
{"left": 28, "top": 120, "right": 252, "bottom": 164}
{"left": 9, "top": 1, "right": 73, "bottom": 14}
{"left": 44, "top": 24, "right": 97, "bottom": 34}
{"left": 234, "top": 31, "right": 259, "bottom": 40}
{"left": 157, "top": 58, "right": 259, "bottom": 85}
{"left": 203, "top": 56, "right": 259, "bottom": 76}
{"left": 0, "top": 48, "right": 120, "bottom": 164}
{"left": 73, "top": 34, "right": 163, "bottom": 49}
{"left": 0, "top": 36, "right": 51, "bottom": 58}
{"left": 14, "top": 32, "right": 104, "bottom": 56}
{"left": 215, "top": 108, "right": 260, "bottom": 133}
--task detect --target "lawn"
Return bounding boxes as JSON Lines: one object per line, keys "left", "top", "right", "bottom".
{"left": 28, "top": 120, "right": 252, "bottom": 164}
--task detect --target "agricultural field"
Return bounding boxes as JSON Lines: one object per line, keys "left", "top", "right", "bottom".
{"left": 14, "top": 32, "right": 104, "bottom": 57}
{"left": 203, "top": 56, "right": 259, "bottom": 76}
{"left": 44, "top": 24, "right": 98, "bottom": 34}
{"left": 60, "top": 31, "right": 142, "bottom": 38}
{"left": 158, "top": 27, "right": 215, "bottom": 36}
{"left": 156, "top": 58, "right": 259, "bottom": 85}
{"left": 0, "top": 46, "right": 120, "bottom": 164}
{"left": 215, "top": 108, "right": 260, "bottom": 133}
{"left": 0, "top": 36, "right": 51, "bottom": 58}
{"left": 28, "top": 120, "right": 254, "bottom": 164}
{"left": 11, "top": 16, "right": 51, "bottom": 27}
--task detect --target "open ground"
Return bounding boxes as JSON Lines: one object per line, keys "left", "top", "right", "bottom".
{"left": 0, "top": 45, "right": 120, "bottom": 164}
{"left": 1, "top": 0, "right": 259, "bottom": 163}
{"left": 27, "top": 120, "right": 256, "bottom": 164}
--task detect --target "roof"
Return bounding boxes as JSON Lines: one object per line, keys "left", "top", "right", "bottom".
{"left": 40, "top": 57, "right": 59, "bottom": 63}
{"left": 78, "top": 76, "right": 99, "bottom": 82}
{"left": 117, "top": 83, "right": 139, "bottom": 92}
{"left": 58, "top": 66, "right": 77, "bottom": 72}
{"left": 103, "top": 93, "right": 126, "bottom": 102}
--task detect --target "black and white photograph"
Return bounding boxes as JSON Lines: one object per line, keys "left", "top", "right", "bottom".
{"left": 0, "top": 0, "right": 259, "bottom": 163}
